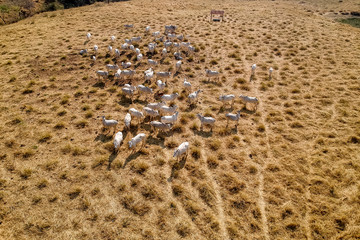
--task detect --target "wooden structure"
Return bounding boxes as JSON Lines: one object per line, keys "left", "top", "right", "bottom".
{"left": 210, "top": 10, "right": 225, "bottom": 22}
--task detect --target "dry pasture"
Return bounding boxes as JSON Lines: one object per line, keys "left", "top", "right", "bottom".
{"left": 0, "top": 0, "right": 360, "bottom": 239}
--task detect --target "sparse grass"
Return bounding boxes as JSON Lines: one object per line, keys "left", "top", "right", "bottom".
{"left": 75, "top": 119, "right": 88, "bottom": 128}
{"left": 131, "top": 161, "right": 149, "bottom": 175}
{"left": 74, "top": 90, "right": 83, "bottom": 97}
{"left": 38, "top": 133, "right": 52, "bottom": 143}
{"left": 21, "top": 149, "right": 35, "bottom": 159}
{"left": 208, "top": 139, "right": 221, "bottom": 151}
{"left": 60, "top": 95, "right": 70, "bottom": 105}
{"left": 54, "top": 122, "right": 65, "bottom": 129}
{"left": 191, "top": 147, "right": 201, "bottom": 159}
{"left": 165, "top": 139, "right": 178, "bottom": 148}
{"left": 207, "top": 155, "right": 219, "bottom": 169}
{"left": 68, "top": 188, "right": 81, "bottom": 200}
{"left": 20, "top": 169, "right": 33, "bottom": 179}
{"left": 0, "top": 1, "right": 359, "bottom": 239}
{"left": 91, "top": 156, "right": 107, "bottom": 169}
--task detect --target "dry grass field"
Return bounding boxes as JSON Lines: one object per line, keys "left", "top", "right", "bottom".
{"left": 0, "top": 0, "right": 360, "bottom": 239}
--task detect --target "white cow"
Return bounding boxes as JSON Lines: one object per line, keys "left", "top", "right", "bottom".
{"left": 239, "top": 95, "right": 259, "bottom": 111}
{"left": 128, "top": 133, "right": 146, "bottom": 153}
{"left": 173, "top": 142, "right": 189, "bottom": 161}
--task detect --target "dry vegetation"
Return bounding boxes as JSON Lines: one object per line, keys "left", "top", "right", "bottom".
{"left": 0, "top": 0, "right": 360, "bottom": 239}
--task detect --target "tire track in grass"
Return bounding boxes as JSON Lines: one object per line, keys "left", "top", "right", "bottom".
{"left": 244, "top": 63, "right": 270, "bottom": 240}
{"left": 162, "top": 150, "right": 203, "bottom": 238}
{"left": 200, "top": 148, "right": 229, "bottom": 240}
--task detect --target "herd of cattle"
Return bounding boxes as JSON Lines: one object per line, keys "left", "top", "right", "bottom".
{"left": 80, "top": 24, "right": 262, "bottom": 160}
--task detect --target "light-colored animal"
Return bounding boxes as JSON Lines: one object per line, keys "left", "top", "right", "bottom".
{"left": 128, "top": 133, "right": 146, "bottom": 153}
{"left": 111, "top": 36, "right": 116, "bottom": 42}
{"left": 115, "top": 49, "right": 120, "bottom": 58}
{"left": 102, "top": 116, "right": 118, "bottom": 133}
{"left": 173, "top": 142, "right": 189, "bottom": 161}
{"left": 155, "top": 36, "right": 164, "bottom": 42}
{"left": 177, "top": 34, "right": 184, "bottom": 41}
{"left": 96, "top": 70, "right": 108, "bottom": 79}
{"left": 205, "top": 69, "right": 219, "bottom": 81}
{"left": 161, "top": 111, "right": 179, "bottom": 124}
{"left": 148, "top": 59, "right": 158, "bottom": 66}
{"left": 160, "top": 105, "right": 177, "bottom": 115}
{"left": 164, "top": 25, "right": 177, "bottom": 34}
{"left": 131, "top": 36, "right": 141, "bottom": 43}
{"left": 86, "top": 32, "right": 91, "bottom": 40}
{"left": 176, "top": 60, "right": 182, "bottom": 71}
{"left": 80, "top": 49, "right": 88, "bottom": 55}
{"left": 124, "top": 113, "right": 131, "bottom": 129}
{"left": 161, "top": 93, "right": 178, "bottom": 102}
{"left": 251, "top": 64, "right": 256, "bottom": 75}
{"left": 137, "top": 53, "right": 143, "bottom": 62}
{"left": 129, "top": 108, "right": 144, "bottom": 123}
{"left": 115, "top": 69, "right": 122, "bottom": 79}
{"left": 148, "top": 43, "right": 156, "bottom": 53}
{"left": 156, "top": 80, "right": 166, "bottom": 91}
{"left": 143, "top": 107, "right": 159, "bottom": 120}
{"left": 121, "top": 62, "right": 132, "bottom": 69}
{"left": 188, "top": 45, "right": 195, "bottom": 54}
{"left": 129, "top": 44, "right": 135, "bottom": 50}
{"left": 122, "top": 87, "right": 134, "bottom": 100}
{"left": 121, "top": 43, "right": 129, "bottom": 50}
{"left": 156, "top": 71, "right": 171, "bottom": 79}
{"left": 145, "top": 26, "right": 151, "bottom": 33}
{"left": 144, "top": 68, "right": 153, "bottom": 74}
{"left": 124, "top": 84, "right": 136, "bottom": 91}
{"left": 108, "top": 45, "right": 113, "bottom": 53}
{"left": 164, "top": 41, "right": 173, "bottom": 49}
{"left": 167, "top": 33, "right": 176, "bottom": 40}
{"left": 152, "top": 31, "right": 160, "bottom": 37}
{"left": 239, "top": 95, "right": 259, "bottom": 111}
{"left": 92, "top": 55, "right": 96, "bottom": 63}
{"left": 113, "top": 131, "right": 123, "bottom": 152}
{"left": 197, "top": 113, "right": 216, "bottom": 131}
{"left": 161, "top": 48, "right": 167, "bottom": 57}
{"left": 93, "top": 45, "right": 98, "bottom": 54}
{"left": 150, "top": 121, "right": 172, "bottom": 133}
{"left": 144, "top": 68, "right": 154, "bottom": 81}
{"left": 106, "top": 64, "right": 119, "bottom": 72}
{"left": 138, "top": 85, "right": 153, "bottom": 100}
{"left": 174, "top": 51, "right": 182, "bottom": 60}
{"left": 121, "top": 69, "right": 136, "bottom": 79}
{"left": 188, "top": 90, "right": 202, "bottom": 104}
{"left": 125, "top": 39, "right": 132, "bottom": 44}
{"left": 147, "top": 102, "right": 165, "bottom": 110}
{"left": 219, "top": 94, "right": 235, "bottom": 107}
{"left": 180, "top": 42, "right": 191, "bottom": 50}
{"left": 173, "top": 42, "right": 180, "bottom": 50}
{"left": 225, "top": 110, "right": 241, "bottom": 127}
{"left": 124, "top": 24, "right": 133, "bottom": 29}
{"left": 135, "top": 48, "right": 141, "bottom": 55}
{"left": 269, "top": 67, "right": 273, "bottom": 79}
{"left": 183, "top": 78, "right": 191, "bottom": 92}
{"left": 174, "top": 52, "right": 182, "bottom": 59}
